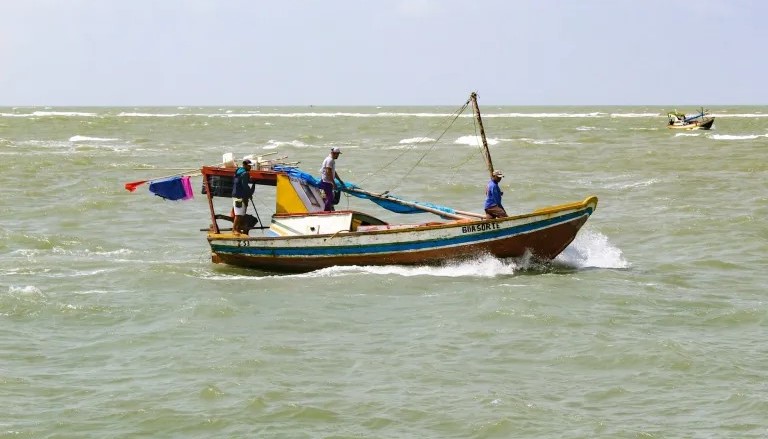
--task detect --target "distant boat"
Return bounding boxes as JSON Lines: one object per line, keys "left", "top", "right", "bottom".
{"left": 667, "top": 108, "right": 715, "bottom": 130}
{"left": 124, "top": 92, "right": 598, "bottom": 273}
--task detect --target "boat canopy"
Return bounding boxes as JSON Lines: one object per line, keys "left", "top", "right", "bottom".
{"left": 274, "top": 165, "right": 462, "bottom": 216}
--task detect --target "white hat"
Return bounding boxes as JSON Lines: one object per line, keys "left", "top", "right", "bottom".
{"left": 331, "top": 147, "right": 342, "bottom": 154}
{"left": 243, "top": 159, "right": 253, "bottom": 165}
{"left": 492, "top": 170, "right": 504, "bottom": 177}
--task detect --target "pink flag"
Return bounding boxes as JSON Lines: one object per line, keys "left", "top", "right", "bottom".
{"left": 181, "top": 176, "right": 194, "bottom": 200}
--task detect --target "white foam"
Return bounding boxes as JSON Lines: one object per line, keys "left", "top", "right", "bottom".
{"left": 610, "top": 113, "right": 660, "bottom": 118}
{"left": 117, "top": 112, "right": 181, "bottom": 117}
{"left": 32, "top": 111, "right": 98, "bottom": 117}
{"left": 3, "top": 110, "right": 766, "bottom": 120}
{"left": 455, "top": 135, "right": 500, "bottom": 146}
{"left": 713, "top": 113, "right": 768, "bottom": 118}
{"left": 555, "top": 229, "right": 628, "bottom": 269}
{"left": 674, "top": 133, "right": 701, "bottom": 137}
{"left": 264, "top": 139, "right": 311, "bottom": 148}
{"left": 399, "top": 137, "right": 436, "bottom": 144}
{"left": 69, "top": 135, "right": 120, "bottom": 142}
{"left": 104, "top": 111, "right": 617, "bottom": 119}
{"left": 307, "top": 255, "right": 518, "bottom": 278}
{"left": 601, "top": 178, "right": 659, "bottom": 190}
{"left": 7, "top": 285, "right": 44, "bottom": 296}
{"left": 518, "top": 137, "right": 570, "bottom": 145}
{"left": 486, "top": 112, "right": 604, "bottom": 118}
{"left": 709, "top": 134, "right": 767, "bottom": 140}
{"left": 0, "top": 111, "right": 97, "bottom": 118}
{"left": 384, "top": 144, "right": 419, "bottom": 150}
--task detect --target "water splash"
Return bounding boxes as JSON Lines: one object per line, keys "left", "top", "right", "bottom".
{"left": 313, "top": 255, "right": 518, "bottom": 278}
{"left": 555, "top": 229, "right": 628, "bottom": 269}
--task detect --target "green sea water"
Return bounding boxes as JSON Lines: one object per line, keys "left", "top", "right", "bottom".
{"left": 1, "top": 105, "right": 767, "bottom": 438}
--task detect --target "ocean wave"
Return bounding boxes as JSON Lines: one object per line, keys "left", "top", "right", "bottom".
{"left": 399, "top": 137, "right": 436, "bottom": 144}
{"left": 455, "top": 135, "right": 500, "bottom": 146}
{"left": 674, "top": 133, "right": 702, "bottom": 137}
{"left": 518, "top": 137, "right": 571, "bottom": 145}
{"left": 5, "top": 285, "right": 45, "bottom": 297}
{"left": 264, "top": 139, "right": 311, "bottom": 148}
{"left": 486, "top": 112, "right": 605, "bottom": 118}
{"left": 575, "top": 126, "right": 614, "bottom": 131}
{"left": 713, "top": 113, "right": 768, "bottom": 118}
{"left": 601, "top": 178, "right": 660, "bottom": 190}
{"left": 117, "top": 112, "right": 182, "bottom": 117}
{"left": 610, "top": 113, "right": 660, "bottom": 118}
{"left": 0, "top": 111, "right": 99, "bottom": 118}
{"left": 69, "top": 135, "right": 120, "bottom": 142}
{"left": 3, "top": 109, "right": 768, "bottom": 120}
{"left": 115, "top": 111, "right": 463, "bottom": 119}
{"left": 108, "top": 111, "right": 629, "bottom": 119}
{"left": 708, "top": 134, "right": 768, "bottom": 140}
{"left": 50, "top": 248, "right": 133, "bottom": 257}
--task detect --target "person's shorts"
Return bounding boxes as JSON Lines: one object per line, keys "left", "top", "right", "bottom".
{"left": 484, "top": 205, "right": 507, "bottom": 219}
{"left": 233, "top": 198, "right": 246, "bottom": 216}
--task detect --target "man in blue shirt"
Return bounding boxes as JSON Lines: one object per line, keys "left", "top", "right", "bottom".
{"left": 484, "top": 170, "right": 507, "bottom": 219}
{"left": 232, "top": 159, "right": 254, "bottom": 235}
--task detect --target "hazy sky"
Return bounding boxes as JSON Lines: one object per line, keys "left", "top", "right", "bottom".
{"left": 1, "top": 0, "right": 765, "bottom": 106}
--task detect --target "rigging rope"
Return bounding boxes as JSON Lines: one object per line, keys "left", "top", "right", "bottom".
{"left": 383, "top": 101, "right": 470, "bottom": 193}
{"left": 449, "top": 104, "right": 488, "bottom": 172}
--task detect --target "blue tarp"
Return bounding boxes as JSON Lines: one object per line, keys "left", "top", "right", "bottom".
{"left": 684, "top": 112, "right": 705, "bottom": 123}
{"left": 149, "top": 176, "right": 187, "bottom": 200}
{"left": 273, "top": 165, "right": 458, "bottom": 215}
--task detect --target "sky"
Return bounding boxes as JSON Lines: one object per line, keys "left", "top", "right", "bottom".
{"left": 0, "top": 0, "right": 765, "bottom": 106}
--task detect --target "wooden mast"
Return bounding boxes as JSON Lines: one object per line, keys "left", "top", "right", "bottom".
{"left": 469, "top": 92, "right": 495, "bottom": 178}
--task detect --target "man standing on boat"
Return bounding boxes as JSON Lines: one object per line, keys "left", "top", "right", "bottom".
{"left": 232, "top": 159, "right": 254, "bottom": 235}
{"left": 319, "top": 147, "right": 344, "bottom": 211}
{"left": 484, "top": 170, "right": 507, "bottom": 219}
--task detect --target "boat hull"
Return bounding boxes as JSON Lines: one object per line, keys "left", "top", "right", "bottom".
{"left": 207, "top": 196, "right": 598, "bottom": 272}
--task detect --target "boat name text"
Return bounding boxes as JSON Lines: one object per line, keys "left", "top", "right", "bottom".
{"left": 461, "top": 223, "right": 500, "bottom": 233}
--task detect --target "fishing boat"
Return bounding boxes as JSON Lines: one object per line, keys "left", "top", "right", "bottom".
{"left": 193, "top": 93, "right": 599, "bottom": 273}
{"left": 667, "top": 108, "right": 715, "bottom": 130}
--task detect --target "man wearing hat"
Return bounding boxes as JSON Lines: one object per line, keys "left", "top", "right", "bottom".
{"left": 232, "top": 159, "right": 254, "bottom": 234}
{"left": 484, "top": 169, "right": 508, "bottom": 219}
{"left": 319, "top": 147, "right": 345, "bottom": 211}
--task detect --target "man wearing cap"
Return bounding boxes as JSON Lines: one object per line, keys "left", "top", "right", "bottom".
{"left": 484, "top": 170, "right": 508, "bottom": 219}
{"left": 319, "top": 147, "right": 344, "bottom": 211}
{"left": 232, "top": 159, "right": 254, "bottom": 234}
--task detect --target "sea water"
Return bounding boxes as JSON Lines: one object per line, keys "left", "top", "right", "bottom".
{"left": 1, "top": 105, "right": 767, "bottom": 437}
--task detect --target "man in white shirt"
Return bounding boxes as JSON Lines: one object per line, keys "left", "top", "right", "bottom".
{"left": 319, "top": 147, "right": 344, "bottom": 211}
